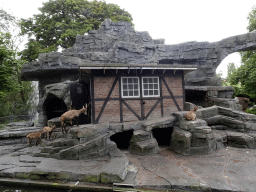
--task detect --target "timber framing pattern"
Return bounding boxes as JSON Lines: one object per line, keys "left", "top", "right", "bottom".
{"left": 88, "top": 69, "right": 186, "bottom": 124}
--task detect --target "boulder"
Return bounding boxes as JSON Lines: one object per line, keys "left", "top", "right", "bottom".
{"left": 226, "top": 131, "right": 256, "bottom": 149}
{"left": 178, "top": 118, "right": 208, "bottom": 131}
{"left": 129, "top": 130, "right": 159, "bottom": 155}
{"left": 171, "top": 119, "right": 216, "bottom": 155}
{"left": 170, "top": 127, "right": 192, "bottom": 155}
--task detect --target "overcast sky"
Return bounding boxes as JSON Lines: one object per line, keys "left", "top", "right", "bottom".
{"left": 1, "top": 0, "right": 256, "bottom": 77}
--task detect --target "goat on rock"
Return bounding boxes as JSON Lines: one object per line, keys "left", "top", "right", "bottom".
{"left": 184, "top": 105, "right": 198, "bottom": 121}
{"left": 26, "top": 130, "right": 43, "bottom": 146}
{"left": 42, "top": 125, "right": 56, "bottom": 140}
{"left": 59, "top": 105, "right": 87, "bottom": 134}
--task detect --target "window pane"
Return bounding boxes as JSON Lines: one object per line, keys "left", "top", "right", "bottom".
{"left": 149, "top": 84, "right": 153, "bottom": 89}
{"left": 149, "top": 90, "right": 153, "bottom": 95}
{"left": 143, "top": 78, "right": 148, "bottom": 83}
{"left": 154, "top": 90, "right": 158, "bottom": 95}
{"left": 122, "top": 77, "right": 139, "bottom": 98}
{"left": 144, "top": 84, "right": 148, "bottom": 89}
{"left": 154, "top": 84, "right": 158, "bottom": 89}
{"left": 154, "top": 78, "right": 158, "bottom": 83}
{"left": 144, "top": 90, "right": 148, "bottom": 96}
{"left": 149, "top": 78, "right": 153, "bottom": 83}
{"left": 123, "top": 91, "right": 128, "bottom": 96}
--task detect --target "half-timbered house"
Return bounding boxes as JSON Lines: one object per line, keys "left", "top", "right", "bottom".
{"left": 80, "top": 63, "right": 196, "bottom": 124}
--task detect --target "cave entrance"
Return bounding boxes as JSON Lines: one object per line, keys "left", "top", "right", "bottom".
{"left": 152, "top": 127, "right": 173, "bottom": 146}
{"left": 110, "top": 130, "right": 134, "bottom": 150}
{"left": 43, "top": 94, "right": 67, "bottom": 121}
{"left": 185, "top": 90, "right": 208, "bottom": 107}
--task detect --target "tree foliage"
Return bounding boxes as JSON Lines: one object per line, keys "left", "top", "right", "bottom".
{"left": 228, "top": 6, "right": 256, "bottom": 102}
{"left": 0, "top": 8, "right": 35, "bottom": 117}
{"left": 20, "top": 0, "right": 133, "bottom": 61}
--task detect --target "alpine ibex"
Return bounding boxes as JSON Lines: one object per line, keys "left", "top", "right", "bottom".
{"left": 42, "top": 125, "right": 56, "bottom": 140}
{"left": 184, "top": 105, "right": 198, "bottom": 121}
{"left": 26, "top": 130, "right": 43, "bottom": 146}
{"left": 59, "top": 105, "right": 87, "bottom": 134}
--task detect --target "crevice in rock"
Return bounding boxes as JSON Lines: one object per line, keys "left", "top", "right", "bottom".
{"left": 152, "top": 127, "right": 173, "bottom": 146}
{"left": 110, "top": 130, "right": 133, "bottom": 150}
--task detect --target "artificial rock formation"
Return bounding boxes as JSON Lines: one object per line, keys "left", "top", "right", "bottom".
{"left": 22, "top": 19, "right": 256, "bottom": 87}
{"left": 20, "top": 19, "right": 256, "bottom": 126}
{"left": 170, "top": 105, "right": 256, "bottom": 155}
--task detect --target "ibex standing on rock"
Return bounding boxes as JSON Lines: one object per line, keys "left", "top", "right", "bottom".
{"left": 42, "top": 125, "right": 56, "bottom": 140}
{"left": 59, "top": 105, "right": 87, "bottom": 134}
{"left": 26, "top": 130, "right": 43, "bottom": 146}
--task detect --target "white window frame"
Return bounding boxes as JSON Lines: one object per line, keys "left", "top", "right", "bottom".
{"left": 142, "top": 76, "right": 160, "bottom": 97}
{"left": 121, "top": 77, "right": 140, "bottom": 98}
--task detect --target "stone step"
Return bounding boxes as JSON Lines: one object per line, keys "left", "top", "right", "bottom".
{"left": 58, "top": 133, "right": 114, "bottom": 160}
{"left": 226, "top": 130, "right": 256, "bottom": 149}
{"left": 190, "top": 126, "right": 212, "bottom": 134}
{"left": 130, "top": 130, "right": 152, "bottom": 143}
{"left": 129, "top": 138, "right": 159, "bottom": 156}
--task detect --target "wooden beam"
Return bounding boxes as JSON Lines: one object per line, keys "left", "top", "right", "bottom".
{"left": 91, "top": 76, "right": 95, "bottom": 124}
{"left": 145, "top": 99, "right": 160, "bottom": 119}
{"left": 122, "top": 100, "right": 142, "bottom": 120}
{"left": 162, "top": 77, "right": 182, "bottom": 111}
{"left": 159, "top": 76, "right": 164, "bottom": 117}
{"left": 95, "top": 77, "right": 118, "bottom": 123}
{"left": 119, "top": 76, "right": 123, "bottom": 123}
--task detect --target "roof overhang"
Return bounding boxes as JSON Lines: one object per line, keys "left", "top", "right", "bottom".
{"left": 79, "top": 63, "right": 197, "bottom": 71}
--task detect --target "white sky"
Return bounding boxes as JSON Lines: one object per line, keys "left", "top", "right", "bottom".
{"left": 1, "top": 0, "right": 256, "bottom": 78}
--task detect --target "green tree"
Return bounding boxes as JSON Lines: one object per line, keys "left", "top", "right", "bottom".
{"left": 228, "top": 6, "right": 256, "bottom": 102}
{"left": 0, "top": 8, "right": 35, "bottom": 117}
{"left": 20, "top": 0, "right": 133, "bottom": 61}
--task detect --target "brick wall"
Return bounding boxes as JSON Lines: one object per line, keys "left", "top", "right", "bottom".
{"left": 93, "top": 74, "right": 184, "bottom": 124}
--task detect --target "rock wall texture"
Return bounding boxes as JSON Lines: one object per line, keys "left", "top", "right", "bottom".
{"left": 21, "top": 19, "right": 256, "bottom": 86}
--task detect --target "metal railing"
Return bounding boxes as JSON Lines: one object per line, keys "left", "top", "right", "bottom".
{"left": 0, "top": 114, "right": 38, "bottom": 124}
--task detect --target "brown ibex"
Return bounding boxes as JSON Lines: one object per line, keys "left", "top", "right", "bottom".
{"left": 59, "top": 105, "right": 87, "bottom": 134}
{"left": 184, "top": 105, "right": 198, "bottom": 121}
{"left": 42, "top": 125, "right": 56, "bottom": 140}
{"left": 26, "top": 130, "right": 43, "bottom": 146}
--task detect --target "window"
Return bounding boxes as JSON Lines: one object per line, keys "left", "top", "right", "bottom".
{"left": 121, "top": 76, "right": 160, "bottom": 98}
{"left": 121, "top": 77, "right": 140, "bottom": 98}
{"left": 142, "top": 77, "right": 160, "bottom": 97}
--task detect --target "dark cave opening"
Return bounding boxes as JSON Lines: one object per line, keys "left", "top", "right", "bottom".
{"left": 110, "top": 130, "right": 134, "bottom": 150}
{"left": 152, "top": 127, "right": 173, "bottom": 146}
{"left": 43, "top": 94, "right": 67, "bottom": 121}
{"left": 185, "top": 90, "right": 208, "bottom": 107}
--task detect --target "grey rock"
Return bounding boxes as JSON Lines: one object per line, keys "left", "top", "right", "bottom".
{"left": 142, "top": 116, "right": 177, "bottom": 131}
{"left": 226, "top": 131, "right": 256, "bottom": 149}
{"left": 21, "top": 19, "right": 256, "bottom": 87}
{"left": 6, "top": 122, "right": 34, "bottom": 128}
{"left": 170, "top": 127, "right": 192, "bottom": 154}
{"left": 128, "top": 130, "right": 159, "bottom": 155}
{"left": 212, "top": 130, "right": 227, "bottom": 149}
{"left": 178, "top": 118, "right": 208, "bottom": 131}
